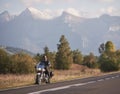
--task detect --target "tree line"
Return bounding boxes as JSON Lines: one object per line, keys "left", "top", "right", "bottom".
{"left": 0, "top": 35, "right": 120, "bottom": 74}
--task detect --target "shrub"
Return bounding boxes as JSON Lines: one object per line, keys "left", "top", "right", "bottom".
{"left": 99, "top": 53, "right": 119, "bottom": 72}
{"left": 10, "top": 53, "right": 36, "bottom": 74}
{"left": 83, "top": 53, "right": 98, "bottom": 69}
{"left": 0, "top": 49, "right": 11, "bottom": 74}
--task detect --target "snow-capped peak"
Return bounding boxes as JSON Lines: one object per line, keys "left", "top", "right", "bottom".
{"left": 0, "top": 11, "right": 12, "bottom": 22}
{"left": 27, "top": 7, "right": 53, "bottom": 20}
{"left": 19, "top": 8, "right": 32, "bottom": 18}
{"left": 65, "top": 8, "right": 80, "bottom": 17}
{"left": 20, "top": 7, "right": 81, "bottom": 20}
{"left": 60, "top": 11, "right": 84, "bottom": 25}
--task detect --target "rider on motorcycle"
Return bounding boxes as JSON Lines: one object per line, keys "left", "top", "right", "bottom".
{"left": 35, "top": 55, "right": 54, "bottom": 84}
{"left": 36, "top": 55, "right": 51, "bottom": 77}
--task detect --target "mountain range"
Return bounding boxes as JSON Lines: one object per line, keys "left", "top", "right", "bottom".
{"left": 0, "top": 7, "right": 120, "bottom": 55}
{"left": 0, "top": 45, "right": 35, "bottom": 56}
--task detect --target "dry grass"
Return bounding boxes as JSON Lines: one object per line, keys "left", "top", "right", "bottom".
{"left": 51, "top": 64, "right": 102, "bottom": 82}
{"left": 0, "top": 64, "right": 102, "bottom": 90}
{"left": 0, "top": 74, "right": 35, "bottom": 89}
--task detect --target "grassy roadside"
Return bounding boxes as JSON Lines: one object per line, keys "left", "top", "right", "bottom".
{"left": 0, "top": 70, "right": 101, "bottom": 90}
{"left": 0, "top": 74, "right": 35, "bottom": 89}
{"left": 0, "top": 64, "right": 118, "bottom": 90}
{"left": 0, "top": 64, "right": 102, "bottom": 90}
{"left": 51, "top": 69, "right": 101, "bottom": 83}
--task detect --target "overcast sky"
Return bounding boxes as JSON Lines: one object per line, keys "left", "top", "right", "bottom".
{"left": 0, "top": 0, "right": 120, "bottom": 17}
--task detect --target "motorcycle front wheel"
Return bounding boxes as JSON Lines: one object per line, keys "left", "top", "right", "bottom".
{"left": 36, "top": 75, "right": 42, "bottom": 85}
{"left": 46, "top": 75, "right": 50, "bottom": 84}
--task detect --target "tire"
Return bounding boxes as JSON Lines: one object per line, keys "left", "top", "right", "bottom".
{"left": 46, "top": 77, "right": 50, "bottom": 84}
{"left": 45, "top": 74, "right": 50, "bottom": 84}
{"left": 47, "top": 78, "right": 50, "bottom": 84}
{"left": 37, "top": 75, "right": 42, "bottom": 85}
{"left": 38, "top": 77, "right": 42, "bottom": 85}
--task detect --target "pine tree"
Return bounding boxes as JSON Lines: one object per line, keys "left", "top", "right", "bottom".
{"left": 44, "top": 46, "right": 49, "bottom": 56}
{"left": 105, "top": 41, "right": 116, "bottom": 53}
{"left": 55, "top": 35, "right": 73, "bottom": 70}
{"left": 72, "top": 49, "right": 83, "bottom": 64}
{"left": 43, "top": 46, "right": 56, "bottom": 68}
{"left": 83, "top": 53, "right": 98, "bottom": 68}
{"left": 98, "top": 41, "right": 119, "bottom": 72}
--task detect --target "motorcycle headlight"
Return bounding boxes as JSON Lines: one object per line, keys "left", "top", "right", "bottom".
{"left": 37, "top": 68, "right": 41, "bottom": 71}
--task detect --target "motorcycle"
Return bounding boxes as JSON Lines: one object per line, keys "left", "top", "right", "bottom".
{"left": 36, "top": 62, "right": 50, "bottom": 85}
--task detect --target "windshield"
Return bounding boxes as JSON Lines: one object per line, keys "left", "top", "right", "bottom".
{"left": 37, "top": 62, "right": 45, "bottom": 69}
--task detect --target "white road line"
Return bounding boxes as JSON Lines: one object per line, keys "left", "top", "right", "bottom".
{"left": 105, "top": 75, "right": 120, "bottom": 81}
{"left": 97, "top": 79, "right": 104, "bottom": 82}
{"left": 28, "top": 75, "right": 120, "bottom": 94}
{"left": 116, "top": 75, "right": 119, "bottom": 78}
{"left": 86, "top": 81, "right": 96, "bottom": 84}
{"left": 105, "top": 78, "right": 111, "bottom": 80}
{"left": 28, "top": 85, "right": 74, "bottom": 94}
{"left": 28, "top": 82, "right": 95, "bottom": 94}
{"left": 73, "top": 83, "right": 87, "bottom": 86}
{"left": 111, "top": 77, "right": 115, "bottom": 79}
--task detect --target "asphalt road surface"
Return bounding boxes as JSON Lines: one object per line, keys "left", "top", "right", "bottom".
{"left": 0, "top": 72, "right": 120, "bottom": 94}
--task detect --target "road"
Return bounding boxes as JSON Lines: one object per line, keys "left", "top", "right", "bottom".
{"left": 0, "top": 72, "right": 120, "bottom": 94}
